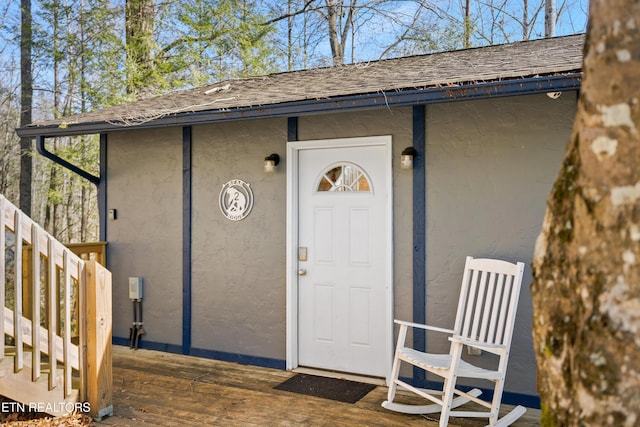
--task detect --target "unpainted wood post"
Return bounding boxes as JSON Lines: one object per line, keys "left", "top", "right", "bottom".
{"left": 84, "top": 260, "right": 113, "bottom": 420}
{"left": 21, "top": 246, "right": 32, "bottom": 320}
{"left": 66, "top": 242, "right": 108, "bottom": 267}
{"left": 14, "top": 211, "right": 23, "bottom": 373}
{"left": 31, "top": 227, "right": 41, "bottom": 382}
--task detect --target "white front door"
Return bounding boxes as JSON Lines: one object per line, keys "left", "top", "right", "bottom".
{"left": 289, "top": 136, "right": 392, "bottom": 378}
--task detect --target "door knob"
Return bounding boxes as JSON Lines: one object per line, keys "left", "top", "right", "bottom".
{"left": 298, "top": 269, "right": 307, "bottom": 276}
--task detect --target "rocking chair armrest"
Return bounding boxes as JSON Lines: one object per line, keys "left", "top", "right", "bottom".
{"left": 449, "top": 336, "right": 507, "bottom": 350}
{"left": 394, "top": 319, "right": 455, "bottom": 335}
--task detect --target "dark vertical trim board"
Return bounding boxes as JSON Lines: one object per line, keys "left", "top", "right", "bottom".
{"left": 182, "top": 126, "right": 193, "bottom": 355}
{"left": 412, "top": 105, "right": 427, "bottom": 386}
{"left": 288, "top": 117, "right": 298, "bottom": 141}
{"left": 99, "top": 134, "right": 107, "bottom": 244}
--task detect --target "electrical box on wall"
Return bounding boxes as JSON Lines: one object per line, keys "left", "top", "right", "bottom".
{"left": 128, "top": 277, "right": 143, "bottom": 300}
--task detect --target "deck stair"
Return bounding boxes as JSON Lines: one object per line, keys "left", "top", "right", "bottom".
{"left": 1, "top": 194, "right": 112, "bottom": 419}
{"left": 1, "top": 309, "right": 80, "bottom": 416}
{"left": 0, "top": 349, "right": 80, "bottom": 416}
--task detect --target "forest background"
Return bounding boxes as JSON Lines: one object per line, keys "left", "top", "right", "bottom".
{"left": 0, "top": 0, "right": 588, "bottom": 244}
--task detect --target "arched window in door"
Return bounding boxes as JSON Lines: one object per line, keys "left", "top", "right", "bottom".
{"left": 316, "top": 162, "right": 372, "bottom": 193}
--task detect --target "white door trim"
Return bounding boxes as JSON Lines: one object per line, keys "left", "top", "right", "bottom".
{"left": 286, "top": 135, "right": 394, "bottom": 381}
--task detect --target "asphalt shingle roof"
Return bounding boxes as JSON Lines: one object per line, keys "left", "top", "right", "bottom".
{"left": 20, "top": 34, "right": 584, "bottom": 134}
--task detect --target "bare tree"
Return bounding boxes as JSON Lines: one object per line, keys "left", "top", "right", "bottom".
{"left": 451, "top": 0, "right": 585, "bottom": 46}
{"left": 0, "top": 3, "right": 20, "bottom": 203}
{"left": 532, "top": 0, "right": 640, "bottom": 424}
{"left": 19, "top": 0, "right": 32, "bottom": 215}
{"left": 545, "top": 0, "right": 556, "bottom": 36}
{"left": 0, "top": 70, "right": 21, "bottom": 204}
{"left": 325, "top": 0, "right": 354, "bottom": 64}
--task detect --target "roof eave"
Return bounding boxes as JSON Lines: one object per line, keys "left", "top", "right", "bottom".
{"left": 16, "top": 73, "right": 581, "bottom": 138}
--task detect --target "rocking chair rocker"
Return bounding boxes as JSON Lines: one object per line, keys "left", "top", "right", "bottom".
{"left": 382, "top": 256, "right": 527, "bottom": 426}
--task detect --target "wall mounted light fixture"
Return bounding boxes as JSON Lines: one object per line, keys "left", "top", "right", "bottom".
{"left": 401, "top": 147, "right": 417, "bottom": 170}
{"left": 264, "top": 153, "right": 280, "bottom": 173}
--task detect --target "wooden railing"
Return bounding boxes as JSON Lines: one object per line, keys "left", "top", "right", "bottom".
{"left": 0, "top": 194, "right": 112, "bottom": 419}
{"left": 66, "top": 242, "right": 107, "bottom": 267}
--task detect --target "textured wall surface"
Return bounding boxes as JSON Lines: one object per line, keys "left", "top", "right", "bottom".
{"left": 190, "top": 118, "right": 288, "bottom": 359}
{"left": 424, "top": 92, "right": 578, "bottom": 395}
{"left": 107, "top": 127, "right": 183, "bottom": 346}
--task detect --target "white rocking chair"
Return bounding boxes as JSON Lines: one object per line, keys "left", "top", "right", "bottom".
{"left": 382, "top": 256, "right": 527, "bottom": 426}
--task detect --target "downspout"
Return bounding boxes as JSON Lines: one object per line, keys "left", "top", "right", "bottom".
{"left": 36, "top": 134, "right": 108, "bottom": 262}
{"left": 36, "top": 135, "right": 100, "bottom": 185}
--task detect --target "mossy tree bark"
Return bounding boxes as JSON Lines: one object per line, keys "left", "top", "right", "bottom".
{"left": 532, "top": 0, "right": 640, "bottom": 425}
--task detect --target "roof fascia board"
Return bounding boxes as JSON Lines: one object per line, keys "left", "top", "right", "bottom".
{"left": 17, "top": 74, "right": 580, "bottom": 138}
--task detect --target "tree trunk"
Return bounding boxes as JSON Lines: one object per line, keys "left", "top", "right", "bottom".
{"left": 464, "top": 0, "right": 471, "bottom": 48}
{"left": 19, "top": 0, "right": 32, "bottom": 216}
{"left": 326, "top": 0, "right": 345, "bottom": 65}
{"left": 522, "top": 0, "right": 529, "bottom": 41}
{"left": 288, "top": 0, "right": 294, "bottom": 70}
{"left": 125, "top": 0, "right": 156, "bottom": 96}
{"left": 545, "top": 0, "right": 556, "bottom": 38}
{"left": 532, "top": 0, "right": 640, "bottom": 425}
{"left": 44, "top": 144, "right": 59, "bottom": 237}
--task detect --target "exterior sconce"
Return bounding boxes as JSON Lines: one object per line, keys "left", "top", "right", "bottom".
{"left": 401, "top": 147, "right": 417, "bottom": 169}
{"left": 264, "top": 153, "right": 280, "bottom": 173}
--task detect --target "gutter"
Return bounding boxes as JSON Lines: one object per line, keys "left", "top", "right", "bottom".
{"left": 36, "top": 135, "right": 100, "bottom": 185}
{"left": 16, "top": 74, "right": 581, "bottom": 139}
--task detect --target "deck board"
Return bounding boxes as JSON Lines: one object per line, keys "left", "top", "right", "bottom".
{"left": 100, "top": 345, "right": 540, "bottom": 426}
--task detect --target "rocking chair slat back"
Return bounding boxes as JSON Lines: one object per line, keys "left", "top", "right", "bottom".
{"left": 486, "top": 273, "right": 506, "bottom": 343}
{"left": 478, "top": 271, "right": 498, "bottom": 341}
{"left": 457, "top": 257, "right": 524, "bottom": 346}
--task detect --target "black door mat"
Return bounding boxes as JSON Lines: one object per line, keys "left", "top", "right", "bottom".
{"left": 273, "top": 373, "right": 377, "bottom": 403}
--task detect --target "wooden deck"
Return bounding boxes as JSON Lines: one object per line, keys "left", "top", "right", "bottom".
{"left": 97, "top": 345, "right": 540, "bottom": 426}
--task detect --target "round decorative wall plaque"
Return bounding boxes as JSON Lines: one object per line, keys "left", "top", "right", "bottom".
{"left": 219, "top": 179, "right": 254, "bottom": 221}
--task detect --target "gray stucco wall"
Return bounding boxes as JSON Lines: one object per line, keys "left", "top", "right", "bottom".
{"left": 190, "top": 118, "right": 288, "bottom": 359}
{"left": 103, "top": 91, "right": 576, "bottom": 401}
{"left": 107, "top": 127, "right": 183, "bottom": 346}
{"left": 424, "top": 92, "right": 577, "bottom": 396}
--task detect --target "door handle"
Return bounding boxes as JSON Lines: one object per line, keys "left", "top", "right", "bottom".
{"left": 298, "top": 269, "right": 307, "bottom": 276}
